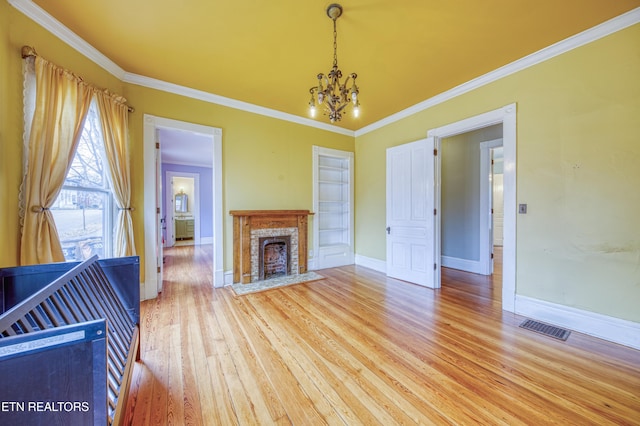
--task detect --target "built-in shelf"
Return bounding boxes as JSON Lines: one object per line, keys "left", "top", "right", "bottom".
{"left": 313, "top": 146, "right": 354, "bottom": 269}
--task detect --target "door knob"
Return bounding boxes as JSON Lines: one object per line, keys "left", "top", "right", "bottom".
{"left": 386, "top": 226, "right": 391, "bottom": 234}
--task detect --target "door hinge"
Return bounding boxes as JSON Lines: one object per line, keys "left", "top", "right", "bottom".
{"left": 156, "top": 207, "right": 160, "bottom": 214}
{"left": 157, "top": 266, "right": 161, "bottom": 273}
{"left": 433, "top": 148, "right": 438, "bottom": 156}
{"left": 491, "top": 208, "right": 494, "bottom": 214}
{"left": 155, "top": 142, "right": 160, "bottom": 149}
{"left": 491, "top": 253, "right": 494, "bottom": 259}
{"left": 434, "top": 208, "right": 437, "bottom": 215}
{"left": 434, "top": 263, "right": 437, "bottom": 270}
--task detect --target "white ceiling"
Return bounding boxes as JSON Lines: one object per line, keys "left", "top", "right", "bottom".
{"left": 158, "top": 128, "right": 214, "bottom": 168}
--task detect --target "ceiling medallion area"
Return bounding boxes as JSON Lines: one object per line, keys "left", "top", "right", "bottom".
{"left": 308, "top": 3, "right": 360, "bottom": 124}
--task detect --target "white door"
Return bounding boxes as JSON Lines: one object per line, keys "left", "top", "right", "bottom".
{"left": 155, "top": 136, "right": 164, "bottom": 292}
{"left": 386, "top": 137, "right": 438, "bottom": 288}
{"left": 493, "top": 173, "right": 504, "bottom": 246}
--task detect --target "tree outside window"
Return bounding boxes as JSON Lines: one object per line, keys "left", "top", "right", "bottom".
{"left": 51, "top": 102, "right": 115, "bottom": 261}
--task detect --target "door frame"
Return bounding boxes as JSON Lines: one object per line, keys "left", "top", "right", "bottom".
{"left": 480, "top": 138, "right": 503, "bottom": 275}
{"left": 166, "top": 172, "right": 201, "bottom": 247}
{"left": 143, "top": 115, "right": 224, "bottom": 299}
{"left": 428, "top": 104, "right": 516, "bottom": 312}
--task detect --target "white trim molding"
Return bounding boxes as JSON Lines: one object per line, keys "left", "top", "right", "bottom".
{"left": 144, "top": 115, "right": 225, "bottom": 296}
{"left": 441, "top": 256, "right": 484, "bottom": 275}
{"left": 224, "top": 271, "right": 234, "bottom": 286}
{"left": 123, "top": 73, "right": 354, "bottom": 137}
{"left": 355, "top": 254, "right": 386, "bottom": 274}
{"left": 516, "top": 295, "right": 640, "bottom": 350}
{"left": 8, "top": 0, "right": 127, "bottom": 79}
{"left": 480, "top": 138, "right": 504, "bottom": 275}
{"left": 166, "top": 171, "right": 201, "bottom": 247}
{"left": 8, "top": 0, "right": 353, "bottom": 136}
{"left": 429, "top": 103, "right": 517, "bottom": 313}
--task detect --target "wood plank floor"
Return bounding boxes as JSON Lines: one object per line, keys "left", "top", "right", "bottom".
{"left": 124, "top": 245, "right": 640, "bottom": 425}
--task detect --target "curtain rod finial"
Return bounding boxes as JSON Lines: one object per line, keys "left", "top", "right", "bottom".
{"left": 22, "top": 46, "right": 37, "bottom": 59}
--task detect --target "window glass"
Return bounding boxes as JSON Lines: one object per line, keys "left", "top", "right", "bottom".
{"left": 51, "top": 102, "right": 114, "bottom": 261}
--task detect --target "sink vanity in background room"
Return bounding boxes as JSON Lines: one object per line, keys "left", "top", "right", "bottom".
{"left": 175, "top": 217, "right": 194, "bottom": 240}
{"left": 174, "top": 190, "right": 194, "bottom": 241}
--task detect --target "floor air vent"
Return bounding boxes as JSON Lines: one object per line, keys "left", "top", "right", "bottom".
{"left": 519, "top": 319, "right": 571, "bottom": 341}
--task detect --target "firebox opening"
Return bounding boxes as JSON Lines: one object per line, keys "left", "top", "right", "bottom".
{"left": 259, "top": 236, "right": 291, "bottom": 281}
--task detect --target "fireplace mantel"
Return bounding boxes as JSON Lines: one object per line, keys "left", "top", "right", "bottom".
{"left": 230, "top": 210, "right": 313, "bottom": 284}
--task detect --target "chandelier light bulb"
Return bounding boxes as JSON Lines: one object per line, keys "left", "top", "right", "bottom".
{"left": 308, "top": 92, "right": 317, "bottom": 117}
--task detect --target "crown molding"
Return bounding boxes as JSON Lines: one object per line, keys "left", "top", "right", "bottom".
{"left": 8, "top": 0, "right": 127, "bottom": 79}
{"left": 355, "top": 7, "right": 640, "bottom": 137}
{"left": 9, "top": 0, "right": 354, "bottom": 136}
{"left": 10, "top": 0, "right": 639, "bottom": 138}
{"left": 123, "top": 73, "right": 354, "bottom": 136}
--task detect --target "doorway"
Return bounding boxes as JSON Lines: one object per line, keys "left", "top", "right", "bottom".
{"left": 440, "top": 130, "right": 503, "bottom": 276}
{"left": 166, "top": 173, "right": 199, "bottom": 247}
{"left": 429, "top": 104, "right": 517, "bottom": 312}
{"left": 143, "top": 115, "right": 224, "bottom": 299}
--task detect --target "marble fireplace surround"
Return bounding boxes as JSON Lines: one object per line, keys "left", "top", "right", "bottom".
{"left": 230, "top": 210, "right": 313, "bottom": 284}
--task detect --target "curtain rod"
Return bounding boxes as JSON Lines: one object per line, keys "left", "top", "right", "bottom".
{"left": 21, "top": 46, "right": 135, "bottom": 113}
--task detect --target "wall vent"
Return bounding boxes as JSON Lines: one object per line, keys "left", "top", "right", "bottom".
{"left": 519, "top": 319, "right": 571, "bottom": 341}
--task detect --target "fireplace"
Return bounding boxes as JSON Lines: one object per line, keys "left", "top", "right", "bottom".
{"left": 250, "top": 227, "right": 298, "bottom": 282}
{"left": 230, "top": 210, "right": 313, "bottom": 284}
{"left": 259, "top": 236, "right": 291, "bottom": 280}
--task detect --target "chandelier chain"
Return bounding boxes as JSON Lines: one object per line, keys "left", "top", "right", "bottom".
{"left": 333, "top": 19, "right": 338, "bottom": 68}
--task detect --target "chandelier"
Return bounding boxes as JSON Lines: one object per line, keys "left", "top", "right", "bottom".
{"left": 308, "top": 3, "right": 360, "bottom": 123}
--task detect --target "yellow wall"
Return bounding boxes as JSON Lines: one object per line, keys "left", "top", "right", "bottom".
{"left": 0, "top": 1, "right": 13, "bottom": 265}
{"left": 355, "top": 24, "right": 640, "bottom": 322}
{"left": 124, "top": 84, "right": 353, "bottom": 273}
{"left": 0, "top": 4, "right": 354, "bottom": 279}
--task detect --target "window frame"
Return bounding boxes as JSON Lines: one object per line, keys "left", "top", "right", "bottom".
{"left": 52, "top": 102, "right": 117, "bottom": 261}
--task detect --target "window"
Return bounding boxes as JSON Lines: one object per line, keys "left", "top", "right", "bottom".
{"left": 51, "top": 102, "right": 115, "bottom": 261}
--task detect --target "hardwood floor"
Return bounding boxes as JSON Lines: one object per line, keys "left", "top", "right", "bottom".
{"left": 124, "top": 245, "right": 640, "bottom": 425}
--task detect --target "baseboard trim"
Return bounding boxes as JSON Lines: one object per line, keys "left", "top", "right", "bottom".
{"left": 142, "top": 280, "right": 158, "bottom": 300}
{"left": 355, "top": 254, "right": 386, "bottom": 274}
{"left": 516, "top": 295, "right": 640, "bottom": 350}
{"left": 307, "top": 258, "right": 317, "bottom": 271}
{"left": 441, "top": 256, "right": 486, "bottom": 275}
